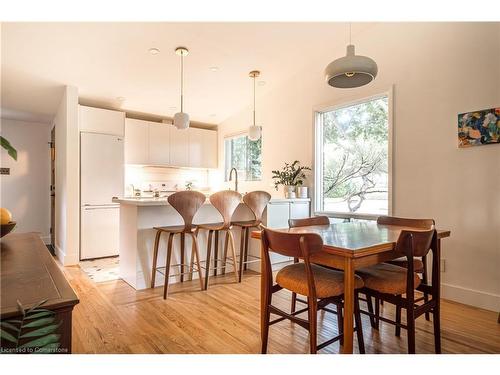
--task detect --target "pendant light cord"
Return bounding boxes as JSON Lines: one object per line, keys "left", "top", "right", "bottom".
{"left": 349, "top": 22, "right": 352, "bottom": 45}
{"left": 180, "top": 53, "right": 184, "bottom": 113}
{"left": 253, "top": 74, "right": 256, "bottom": 126}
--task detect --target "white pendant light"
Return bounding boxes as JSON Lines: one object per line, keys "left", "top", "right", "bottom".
{"left": 248, "top": 70, "right": 261, "bottom": 141}
{"left": 173, "top": 47, "right": 190, "bottom": 129}
{"left": 324, "top": 23, "right": 378, "bottom": 88}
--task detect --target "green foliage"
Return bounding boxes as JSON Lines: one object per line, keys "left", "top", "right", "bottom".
{"left": 271, "top": 160, "right": 311, "bottom": 190}
{"left": 225, "top": 135, "right": 262, "bottom": 181}
{"left": 0, "top": 299, "right": 61, "bottom": 353}
{"left": 0, "top": 136, "right": 17, "bottom": 161}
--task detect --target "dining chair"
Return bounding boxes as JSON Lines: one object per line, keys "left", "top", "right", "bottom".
{"left": 356, "top": 228, "right": 440, "bottom": 353}
{"left": 231, "top": 191, "right": 271, "bottom": 282}
{"left": 150, "top": 190, "right": 205, "bottom": 299}
{"left": 260, "top": 225, "right": 365, "bottom": 354}
{"left": 197, "top": 190, "right": 242, "bottom": 290}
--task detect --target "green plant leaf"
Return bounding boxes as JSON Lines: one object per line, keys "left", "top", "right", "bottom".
{"left": 20, "top": 323, "right": 60, "bottom": 338}
{"left": 0, "top": 136, "right": 17, "bottom": 161}
{"left": 26, "top": 299, "right": 48, "bottom": 314}
{"left": 0, "top": 328, "right": 17, "bottom": 343}
{"left": 24, "top": 311, "right": 55, "bottom": 320}
{"left": 22, "top": 317, "right": 55, "bottom": 328}
{"left": 34, "top": 342, "right": 60, "bottom": 354}
{"left": 1, "top": 321, "right": 20, "bottom": 332}
{"left": 19, "top": 333, "right": 60, "bottom": 348}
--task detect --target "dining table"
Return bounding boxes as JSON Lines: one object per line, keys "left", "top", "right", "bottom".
{"left": 251, "top": 220, "right": 451, "bottom": 354}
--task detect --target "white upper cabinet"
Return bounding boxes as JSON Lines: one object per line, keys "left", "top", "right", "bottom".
{"left": 124, "top": 119, "right": 149, "bottom": 164}
{"left": 149, "top": 123, "right": 170, "bottom": 165}
{"left": 188, "top": 128, "right": 204, "bottom": 168}
{"left": 79, "top": 105, "right": 125, "bottom": 136}
{"left": 203, "top": 130, "right": 218, "bottom": 169}
{"left": 169, "top": 127, "right": 190, "bottom": 167}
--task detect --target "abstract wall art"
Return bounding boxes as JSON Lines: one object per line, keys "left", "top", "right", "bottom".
{"left": 458, "top": 107, "right": 500, "bottom": 148}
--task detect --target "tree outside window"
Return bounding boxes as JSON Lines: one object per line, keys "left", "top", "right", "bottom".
{"left": 224, "top": 134, "right": 262, "bottom": 181}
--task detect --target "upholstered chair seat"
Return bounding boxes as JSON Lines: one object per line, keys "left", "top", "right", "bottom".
{"left": 357, "top": 263, "right": 421, "bottom": 295}
{"left": 387, "top": 257, "right": 425, "bottom": 273}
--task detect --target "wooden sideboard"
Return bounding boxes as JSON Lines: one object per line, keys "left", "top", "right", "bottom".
{"left": 0, "top": 233, "right": 79, "bottom": 353}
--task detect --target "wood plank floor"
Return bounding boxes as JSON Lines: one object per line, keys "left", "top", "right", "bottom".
{"left": 62, "top": 266, "right": 500, "bottom": 354}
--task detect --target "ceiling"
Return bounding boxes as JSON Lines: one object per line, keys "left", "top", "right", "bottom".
{"left": 1, "top": 22, "right": 375, "bottom": 124}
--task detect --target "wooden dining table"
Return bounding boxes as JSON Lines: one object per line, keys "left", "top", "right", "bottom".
{"left": 251, "top": 221, "right": 451, "bottom": 354}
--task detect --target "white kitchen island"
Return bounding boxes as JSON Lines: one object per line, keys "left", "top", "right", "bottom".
{"left": 113, "top": 196, "right": 311, "bottom": 290}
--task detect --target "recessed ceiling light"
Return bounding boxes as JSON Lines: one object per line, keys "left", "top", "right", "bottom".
{"left": 258, "top": 81, "right": 266, "bottom": 86}
{"left": 210, "top": 114, "right": 217, "bottom": 117}
{"left": 209, "top": 66, "right": 219, "bottom": 72}
{"left": 149, "top": 48, "right": 160, "bottom": 55}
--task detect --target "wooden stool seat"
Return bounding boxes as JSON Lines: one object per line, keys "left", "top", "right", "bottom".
{"left": 153, "top": 225, "right": 197, "bottom": 234}
{"left": 232, "top": 219, "right": 261, "bottom": 228}
{"left": 196, "top": 222, "right": 225, "bottom": 231}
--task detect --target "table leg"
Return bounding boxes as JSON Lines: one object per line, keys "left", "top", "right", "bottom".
{"left": 342, "top": 257, "right": 355, "bottom": 354}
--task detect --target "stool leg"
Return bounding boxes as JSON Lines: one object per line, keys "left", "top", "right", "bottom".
{"left": 189, "top": 232, "right": 204, "bottom": 291}
{"left": 180, "top": 233, "right": 185, "bottom": 283}
{"left": 189, "top": 233, "right": 195, "bottom": 281}
{"left": 151, "top": 230, "right": 162, "bottom": 288}
{"left": 238, "top": 227, "right": 245, "bottom": 283}
{"left": 228, "top": 229, "right": 239, "bottom": 283}
{"left": 214, "top": 231, "right": 219, "bottom": 277}
{"left": 204, "top": 230, "right": 213, "bottom": 290}
{"left": 243, "top": 227, "right": 250, "bottom": 271}
{"left": 163, "top": 233, "right": 175, "bottom": 299}
{"left": 222, "top": 231, "right": 229, "bottom": 275}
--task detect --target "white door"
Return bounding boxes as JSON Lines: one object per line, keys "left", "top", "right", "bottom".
{"left": 149, "top": 122, "right": 170, "bottom": 165}
{"left": 81, "top": 206, "right": 120, "bottom": 259}
{"left": 188, "top": 128, "right": 204, "bottom": 168}
{"left": 170, "top": 127, "right": 189, "bottom": 167}
{"left": 124, "top": 119, "right": 149, "bottom": 164}
{"left": 80, "top": 132, "right": 124, "bottom": 205}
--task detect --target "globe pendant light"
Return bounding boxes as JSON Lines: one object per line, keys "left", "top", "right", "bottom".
{"left": 248, "top": 70, "right": 261, "bottom": 141}
{"left": 173, "top": 47, "right": 190, "bottom": 129}
{"left": 324, "top": 23, "right": 378, "bottom": 88}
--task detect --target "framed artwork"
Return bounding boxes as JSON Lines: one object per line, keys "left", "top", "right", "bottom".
{"left": 458, "top": 107, "right": 500, "bottom": 148}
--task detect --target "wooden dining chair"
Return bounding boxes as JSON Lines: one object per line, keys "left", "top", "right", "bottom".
{"left": 197, "top": 190, "right": 242, "bottom": 290}
{"left": 231, "top": 191, "right": 271, "bottom": 282}
{"left": 260, "top": 225, "right": 365, "bottom": 354}
{"left": 356, "top": 228, "right": 440, "bottom": 353}
{"left": 150, "top": 190, "right": 205, "bottom": 299}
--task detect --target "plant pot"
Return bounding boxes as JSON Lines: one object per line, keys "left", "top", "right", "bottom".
{"left": 0, "top": 221, "right": 16, "bottom": 238}
{"left": 296, "top": 186, "right": 308, "bottom": 199}
{"left": 283, "top": 185, "right": 296, "bottom": 199}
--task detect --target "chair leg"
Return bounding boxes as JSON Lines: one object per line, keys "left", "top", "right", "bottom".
{"left": 365, "top": 294, "right": 376, "bottom": 329}
{"left": 151, "top": 230, "right": 162, "bottom": 288}
{"left": 238, "top": 227, "right": 245, "bottom": 282}
{"left": 374, "top": 297, "right": 380, "bottom": 330}
{"left": 406, "top": 299, "right": 416, "bottom": 354}
{"left": 189, "top": 232, "right": 204, "bottom": 291}
{"left": 222, "top": 232, "right": 229, "bottom": 275}
{"left": 354, "top": 294, "right": 365, "bottom": 354}
{"left": 307, "top": 297, "right": 318, "bottom": 354}
{"left": 213, "top": 231, "right": 219, "bottom": 277}
{"left": 291, "top": 292, "right": 297, "bottom": 313}
{"left": 433, "top": 302, "right": 441, "bottom": 354}
{"left": 163, "top": 233, "right": 174, "bottom": 299}
{"left": 261, "top": 292, "right": 271, "bottom": 354}
{"left": 422, "top": 258, "right": 430, "bottom": 321}
{"left": 336, "top": 301, "right": 344, "bottom": 345}
{"left": 395, "top": 296, "right": 402, "bottom": 337}
{"left": 228, "top": 230, "right": 240, "bottom": 283}
{"left": 180, "top": 233, "right": 185, "bottom": 283}
{"left": 243, "top": 227, "right": 249, "bottom": 271}
{"left": 204, "top": 230, "right": 213, "bottom": 290}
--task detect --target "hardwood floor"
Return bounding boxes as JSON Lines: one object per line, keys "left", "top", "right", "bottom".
{"left": 62, "top": 266, "right": 500, "bottom": 354}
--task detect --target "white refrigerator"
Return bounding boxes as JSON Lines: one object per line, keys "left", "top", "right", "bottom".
{"left": 80, "top": 132, "right": 124, "bottom": 260}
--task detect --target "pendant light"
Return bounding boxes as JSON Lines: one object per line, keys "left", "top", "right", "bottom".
{"left": 324, "top": 23, "right": 378, "bottom": 88}
{"left": 173, "top": 46, "right": 190, "bottom": 129}
{"left": 248, "top": 70, "right": 261, "bottom": 141}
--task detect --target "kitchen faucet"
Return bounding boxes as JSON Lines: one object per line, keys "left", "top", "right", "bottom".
{"left": 229, "top": 167, "right": 238, "bottom": 192}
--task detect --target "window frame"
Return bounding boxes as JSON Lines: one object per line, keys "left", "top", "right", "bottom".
{"left": 223, "top": 131, "right": 262, "bottom": 182}
{"left": 313, "top": 87, "right": 394, "bottom": 220}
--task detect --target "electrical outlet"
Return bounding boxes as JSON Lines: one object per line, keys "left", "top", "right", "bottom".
{"left": 0, "top": 168, "right": 10, "bottom": 175}
{"left": 440, "top": 259, "right": 446, "bottom": 272}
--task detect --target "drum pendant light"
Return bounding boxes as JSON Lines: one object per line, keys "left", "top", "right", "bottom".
{"left": 324, "top": 23, "right": 378, "bottom": 88}
{"left": 248, "top": 70, "right": 261, "bottom": 141}
{"left": 173, "top": 47, "right": 190, "bottom": 129}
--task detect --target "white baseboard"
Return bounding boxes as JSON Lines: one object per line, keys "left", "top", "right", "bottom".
{"left": 41, "top": 235, "right": 51, "bottom": 245}
{"left": 442, "top": 283, "right": 500, "bottom": 312}
{"left": 54, "top": 244, "right": 79, "bottom": 266}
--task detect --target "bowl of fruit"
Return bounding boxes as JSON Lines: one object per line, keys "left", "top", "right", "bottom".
{"left": 1, "top": 208, "right": 16, "bottom": 238}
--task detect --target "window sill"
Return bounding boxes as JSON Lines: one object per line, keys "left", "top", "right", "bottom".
{"left": 314, "top": 211, "right": 380, "bottom": 221}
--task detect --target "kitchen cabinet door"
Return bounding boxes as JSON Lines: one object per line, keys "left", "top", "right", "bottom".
{"left": 124, "top": 119, "right": 149, "bottom": 164}
{"left": 289, "top": 201, "right": 310, "bottom": 220}
{"left": 188, "top": 128, "right": 204, "bottom": 168}
{"left": 169, "top": 127, "right": 189, "bottom": 167}
{"left": 203, "top": 130, "right": 218, "bottom": 168}
{"left": 79, "top": 105, "right": 125, "bottom": 136}
{"left": 265, "top": 202, "right": 292, "bottom": 267}
{"left": 149, "top": 122, "right": 171, "bottom": 165}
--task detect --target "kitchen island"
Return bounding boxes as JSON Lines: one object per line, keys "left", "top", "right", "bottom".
{"left": 113, "top": 196, "right": 311, "bottom": 290}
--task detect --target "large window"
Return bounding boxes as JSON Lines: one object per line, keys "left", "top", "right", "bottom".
{"left": 224, "top": 133, "right": 262, "bottom": 181}
{"left": 315, "top": 94, "right": 390, "bottom": 217}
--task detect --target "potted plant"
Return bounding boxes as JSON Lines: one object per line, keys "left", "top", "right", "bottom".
{"left": 271, "top": 160, "right": 311, "bottom": 198}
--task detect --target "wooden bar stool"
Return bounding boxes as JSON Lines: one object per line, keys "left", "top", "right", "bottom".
{"left": 197, "top": 190, "right": 242, "bottom": 290}
{"left": 150, "top": 190, "right": 205, "bottom": 299}
{"left": 231, "top": 191, "right": 271, "bottom": 282}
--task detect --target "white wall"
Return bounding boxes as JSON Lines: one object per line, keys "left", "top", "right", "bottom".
{"left": 0, "top": 119, "right": 51, "bottom": 242}
{"left": 218, "top": 23, "right": 500, "bottom": 311}
{"left": 54, "top": 85, "right": 79, "bottom": 265}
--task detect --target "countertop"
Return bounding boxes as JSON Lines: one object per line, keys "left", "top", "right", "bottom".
{"left": 112, "top": 196, "right": 311, "bottom": 206}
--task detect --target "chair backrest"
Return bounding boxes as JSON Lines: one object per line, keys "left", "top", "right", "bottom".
{"left": 289, "top": 215, "right": 330, "bottom": 228}
{"left": 260, "top": 225, "right": 323, "bottom": 259}
{"left": 243, "top": 191, "right": 271, "bottom": 223}
{"left": 377, "top": 215, "right": 435, "bottom": 229}
{"left": 395, "top": 229, "right": 436, "bottom": 259}
{"left": 167, "top": 190, "right": 207, "bottom": 230}
{"left": 209, "top": 190, "right": 242, "bottom": 229}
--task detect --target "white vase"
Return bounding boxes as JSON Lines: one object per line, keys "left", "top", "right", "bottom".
{"left": 283, "top": 185, "right": 296, "bottom": 199}
{"left": 296, "top": 186, "right": 308, "bottom": 198}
